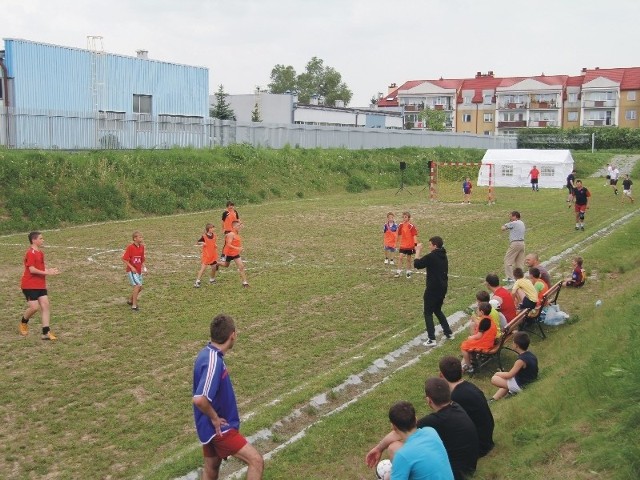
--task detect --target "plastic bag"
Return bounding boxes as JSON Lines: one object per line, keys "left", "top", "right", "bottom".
{"left": 541, "top": 304, "right": 570, "bottom": 326}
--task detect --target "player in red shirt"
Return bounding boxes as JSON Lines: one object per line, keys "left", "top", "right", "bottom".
{"left": 194, "top": 223, "right": 219, "bottom": 288}
{"left": 122, "top": 231, "right": 146, "bottom": 311}
{"left": 19, "top": 231, "right": 60, "bottom": 340}
{"left": 219, "top": 220, "right": 249, "bottom": 288}
{"left": 395, "top": 211, "right": 419, "bottom": 278}
{"left": 529, "top": 166, "right": 540, "bottom": 191}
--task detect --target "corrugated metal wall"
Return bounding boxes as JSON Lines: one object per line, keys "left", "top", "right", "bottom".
{"left": 4, "top": 39, "right": 209, "bottom": 116}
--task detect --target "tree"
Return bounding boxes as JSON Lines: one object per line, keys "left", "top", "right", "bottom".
{"left": 210, "top": 84, "right": 235, "bottom": 120}
{"left": 267, "top": 56, "right": 353, "bottom": 107}
{"left": 418, "top": 107, "right": 447, "bottom": 131}
{"left": 251, "top": 102, "right": 261, "bottom": 122}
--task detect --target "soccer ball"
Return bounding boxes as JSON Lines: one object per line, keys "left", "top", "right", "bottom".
{"left": 376, "top": 459, "right": 392, "bottom": 480}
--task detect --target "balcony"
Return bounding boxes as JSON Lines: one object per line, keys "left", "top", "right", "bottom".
{"left": 403, "top": 105, "right": 421, "bottom": 112}
{"left": 528, "top": 120, "right": 558, "bottom": 127}
{"left": 498, "top": 102, "right": 528, "bottom": 110}
{"left": 583, "top": 119, "right": 615, "bottom": 127}
{"left": 529, "top": 101, "right": 558, "bottom": 109}
{"left": 498, "top": 120, "right": 526, "bottom": 128}
{"left": 582, "top": 99, "right": 616, "bottom": 108}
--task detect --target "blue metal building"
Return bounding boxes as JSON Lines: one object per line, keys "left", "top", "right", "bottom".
{"left": 0, "top": 38, "right": 210, "bottom": 148}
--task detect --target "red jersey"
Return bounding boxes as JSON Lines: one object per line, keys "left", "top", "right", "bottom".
{"left": 222, "top": 209, "right": 239, "bottom": 232}
{"left": 21, "top": 247, "right": 46, "bottom": 289}
{"left": 492, "top": 287, "right": 517, "bottom": 322}
{"left": 122, "top": 243, "right": 145, "bottom": 274}
{"left": 223, "top": 230, "right": 242, "bottom": 256}
{"left": 530, "top": 168, "right": 540, "bottom": 180}
{"left": 383, "top": 222, "right": 398, "bottom": 248}
{"left": 397, "top": 222, "right": 418, "bottom": 250}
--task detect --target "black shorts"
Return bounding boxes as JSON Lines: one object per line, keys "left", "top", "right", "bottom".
{"left": 399, "top": 248, "right": 416, "bottom": 255}
{"left": 566, "top": 185, "right": 573, "bottom": 193}
{"left": 531, "top": 178, "right": 538, "bottom": 184}
{"left": 606, "top": 175, "right": 611, "bottom": 179}
{"left": 224, "top": 254, "right": 241, "bottom": 261}
{"left": 610, "top": 179, "right": 618, "bottom": 186}
{"left": 23, "top": 289, "right": 48, "bottom": 301}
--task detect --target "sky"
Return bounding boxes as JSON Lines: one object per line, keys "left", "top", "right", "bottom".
{"left": 3, "top": 0, "right": 639, "bottom": 107}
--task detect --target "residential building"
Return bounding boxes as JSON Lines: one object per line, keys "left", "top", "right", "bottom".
{"left": 379, "top": 66, "right": 640, "bottom": 134}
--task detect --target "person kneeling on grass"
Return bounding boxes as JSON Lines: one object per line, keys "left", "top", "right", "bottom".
{"left": 490, "top": 331, "right": 538, "bottom": 401}
{"left": 461, "top": 302, "right": 497, "bottom": 373}
{"left": 563, "top": 256, "right": 585, "bottom": 287}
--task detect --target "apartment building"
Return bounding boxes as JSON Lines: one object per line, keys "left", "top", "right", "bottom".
{"left": 378, "top": 67, "right": 640, "bottom": 134}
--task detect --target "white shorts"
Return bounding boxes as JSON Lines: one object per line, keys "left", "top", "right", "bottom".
{"left": 623, "top": 189, "right": 632, "bottom": 197}
{"left": 127, "top": 272, "right": 143, "bottom": 286}
{"left": 507, "top": 377, "right": 522, "bottom": 394}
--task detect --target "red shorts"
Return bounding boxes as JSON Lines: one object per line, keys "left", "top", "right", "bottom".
{"left": 574, "top": 204, "right": 587, "bottom": 213}
{"left": 202, "top": 429, "right": 247, "bottom": 459}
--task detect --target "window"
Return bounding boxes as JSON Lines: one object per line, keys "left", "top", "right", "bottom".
{"left": 483, "top": 94, "right": 492, "bottom": 105}
{"left": 627, "top": 91, "right": 636, "bottom": 101}
{"left": 568, "top": 93, "right": 578, "bottom": 103}
{"left": 568, "top": 111, "right": 579, "bottom": 121}
{"left": 483, "top": 113, "right": 493, "bottom": 122}
{"left": 484, "top": 130, "right": 491, "bottom": 135}
{"left": 541, "top": 166, "right": 555, "bottom": 177}
{"left": 463, "top": 96, "right": 472, "bottom": 105}
{"left": 98, "top": 110, "right": 125, "bottom": 130}
{"left": 463, "top": 114, "right": 472, "bottom": 123}
{"left": 626, "top": 110, "right": 637, "bottom": 120}
{"left": 0, "top": 81, "right": 3, "bottom": 100}
{"left": 133, "top": 94, "right": 152, "bottom": 114}
{"left": 501, "top": 165, "right": 513, "bottom": 176}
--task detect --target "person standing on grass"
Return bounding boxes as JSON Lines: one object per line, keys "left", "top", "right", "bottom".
{"left": 610, "top": 165, "right": 620, "bottom": 195}
{"left": 194, "top": 223, "right": 219, "bottom": 288}
{"left": 528, "top": 165, "right": 540, "bottom": 191}
{"left": 622, "top": 174, "right": 634, "bottom": 204}
{"left": 490, "top": 332, "right": 538, "bottom": 401}
{"left": 462, "top": 177, "right": 472, "bottom": 203}
{"left": 439, "top": 356, "right": 495, "bottom": 457}
{"left": 382, "top": 212, "right": 398, "bottom": 265}
{"left": 501, "top": 210, "right": 525, "bottom": 283}
{"left": 221, "top": 201, "right": 240, "bottom": 263}
{"left": 122, "top": 231, "right": 146, "bottom": 311}
{"left": 366, "top": 377, "right": 478, "bottom": 480}
{"left": 395, "top": 211, "right": 418, "bottom": 279}
{"left": 220, "top": 220, "right": 249, "bottom": 288}
{"left": 573, "top": 180, "right": 591, "bottom": 231}
{"left": 414, "top": 236, "right": 454, "bottom": 347}
{"left": 604, "top": 163, "right": 612, "bottom": 186}
{"left": 566, "top": 169, "right": 577, "bottom": 206}
{"left": 19, "top": 231, "right": 60, "bottom": 340}
{"left": 193, "top": 314, "right": 264, "bottom": 480}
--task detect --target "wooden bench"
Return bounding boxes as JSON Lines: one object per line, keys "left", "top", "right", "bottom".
{"left": 469, "top": 308, "right": 530, "bottom": 374}
{"left": 522, "top": 280, "right": 563, "bottom": 339}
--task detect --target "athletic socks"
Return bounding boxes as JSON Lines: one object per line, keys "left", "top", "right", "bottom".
{"left": 42, "top": 326, "right": 50, "bottom": 335}
{"left": 21, "top": 317, "right": 29, "bottom": 324}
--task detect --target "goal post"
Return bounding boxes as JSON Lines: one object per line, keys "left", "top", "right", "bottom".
{"left": 428, "top": 162, "right": 495, "bottom": 204}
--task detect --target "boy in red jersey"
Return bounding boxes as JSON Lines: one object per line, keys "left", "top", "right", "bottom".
{"left": 195, "top": 223, "right": 219, "bottom": 288}
{"left": 382, "top": 212, "right": 398, "bottom": 265}
{"left": 122, "top": 231, "right": 146, "bottom": 311}
{"left": 395, "top": 211, "right": 419, "bottom": 278}
{"left": 221, "top": 201, "right": 241, "bottom": 263}
{"left": 19, "top": 231, "right": 60, "bottom": 340}
{"left": 220, "top": 221, "right": 249, "bottom": 288}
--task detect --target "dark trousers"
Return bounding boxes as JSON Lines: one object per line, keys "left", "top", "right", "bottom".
{"left": 424, "top": 291, "right": 452, "bottom": 340}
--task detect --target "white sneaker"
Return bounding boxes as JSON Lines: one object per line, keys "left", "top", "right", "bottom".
{"left": 389, "top": 260, "right": 395, "bottom": 265}
{"left": 423, "top": 339, "right": 437, "bottom": 347}
{"left": 194, "top": 280, "right": 201, "bottom": 288}
{"left": 209, "top": 278, "right": 216, "bottom": 284}
{"left": 384, "top": 259, "right": 389, "bottom": 264}
{"left": 445, "top": 333, "right": 455, "bottom": 340}
{"left": 406, "top": 270, "right": 412, "bottom": 278}
{"left": 394, "top": 271, "right": 401, "bottom": 278}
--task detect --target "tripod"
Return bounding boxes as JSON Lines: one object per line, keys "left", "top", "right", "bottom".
{"left": 396, "top": 164, "right": 412, "bottom": 195}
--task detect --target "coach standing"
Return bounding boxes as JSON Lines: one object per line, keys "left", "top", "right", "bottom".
{"left": 414, "top": 236, "right": 454, "bottom": 347}
{"left": 501, "top": 211, "right": 525, "bottom": 284}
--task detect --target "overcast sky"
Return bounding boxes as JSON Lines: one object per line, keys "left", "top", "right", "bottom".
{"left": 3, "top": 0, "right": 639, "bottom": 106}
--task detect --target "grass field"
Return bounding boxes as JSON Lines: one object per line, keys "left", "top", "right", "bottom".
{"left": 2, "top": 168, "right": 639, "bottom": 479}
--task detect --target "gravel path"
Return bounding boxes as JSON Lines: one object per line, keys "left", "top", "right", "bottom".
{"left": 590, "top": 154, "right": 640, "bottom": 177}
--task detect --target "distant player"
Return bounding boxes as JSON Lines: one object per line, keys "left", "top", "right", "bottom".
{"left": 462, "top": 177, "right": 472, "bottom": 203}
{"left": 573, "top": 180, "right": 590, "bottom": 231}
{"left": 122, "top": 231, "right": 146, "bottom": 311}
{"left": 528, "top": 165, "right": 539, "bottom": 191}
{"left": 395, "top": 211, "right": 418, "bottom": 278}
{"left": 621, "top": 174, "right": 634, "bottom": 204}
{"left": 195, "top": 223, "right": 219, "bottom": 288}
{"left": 19, "top": 231, "right": 60, "bottom": 340}
{"left": 221, "top": 201, "right": 240, "bottom": 263}
{"left": 566, "top": 169, "right": 576, "bottom": 206}
{"left": 220, "top": 220, "right": 249, "bottom": 288}
{"left": 382, "top": 212, "right": 398, "bottom": 265}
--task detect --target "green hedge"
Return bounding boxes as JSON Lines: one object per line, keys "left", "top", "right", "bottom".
{"left": 518, "top": 127, "right": 640, "bottom": 150}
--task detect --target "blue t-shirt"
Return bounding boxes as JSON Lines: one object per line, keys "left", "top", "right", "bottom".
{"left": 391, "top": 427, "right": 454, "bottom": 480}
{"left": 192, "top": 343, "right": 240, "bottom": 443}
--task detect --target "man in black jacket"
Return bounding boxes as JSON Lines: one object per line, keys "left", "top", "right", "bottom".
{"left": 414, "top": 236, "right": 454, "bottom": 346}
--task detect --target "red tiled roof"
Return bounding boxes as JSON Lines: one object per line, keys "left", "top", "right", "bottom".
{"left": 459, "top": 76, "right": 502, "bottom": 103}
{"left": 377, "top": 80, "right": 423, "bottom": 107}
{"left": 566, "top": 75, "right": 585, "bottom": 87}
{"left": 582, "top": 67, "right": 640, "bottom": 90}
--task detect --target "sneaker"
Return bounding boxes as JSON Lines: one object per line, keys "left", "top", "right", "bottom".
{"left": 575, "top": 226, "right": 580, "bottom": 230}
{"left": 19, "top": 322, "right": 29, "bottom": 336}
{"left": 219, "top": 255, "right": 226, "bottom": 263}
{"left": 445, "top": 333, "right": 455, "bottom": 340}
{"left": 423, "top": 339, "right": 437, "bottom": 347}
{"left": 615, "top": 190, "right": 618, "bottom": 195}
{"left": 209, "top": 278, "right": 216, "bottom": 284}
{"left": 194, "top": 280, "right": 201, "bottom": 288}
{"left": 461, "top": 362, "right": 471, "bottom": 372}
{"left": 131, "top": 306, "right": 139, "bottom": 312}
{"left": 242, "top": 282, "right": 249, "bottom": 288}
{"left": 394, "top": 271, "right": 401, "bottom": 278}
{"left": 384, "top": 259, "right": 389, "bottom": 264}
{"left": 41, "top": 331, "right": 57, "bottom": 341}
{"left": 389, "top": 260, "right": 395, "bottom": 265}
{"left": 580, "top": 226, "right": 585, "bottom": 231}
{"left": 406, "top": 271, "right": 412, "bottom": 278}
{"left": 502, "top": 278, "right": 514, "bottom": 284}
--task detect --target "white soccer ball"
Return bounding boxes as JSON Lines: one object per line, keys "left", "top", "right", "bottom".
{"left": 376, "top": 459, "right": 392, "bottom": 480}
{"left": 595, "top": 299, "right": 602, "bottom": 307}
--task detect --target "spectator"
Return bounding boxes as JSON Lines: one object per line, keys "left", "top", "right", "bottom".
{"left": 491, "top": 332, "right": 538, "bottom": 401}
{"left": 485, "top": 273, "right": 517, "bottom": 322}
{"left": 524, "top": 253, "right": 552, "bottom": 287}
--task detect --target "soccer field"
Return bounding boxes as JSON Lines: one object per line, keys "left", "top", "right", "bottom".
{"left": 1, "top": 183, "right": 637, "bottom": 479}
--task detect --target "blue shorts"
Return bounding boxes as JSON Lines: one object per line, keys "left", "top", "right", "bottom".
{"left": 127, "top": 272, "right": 143, "bottom": 286}
{"left": 384, "top": 246, "right": 396, "bottom": 253}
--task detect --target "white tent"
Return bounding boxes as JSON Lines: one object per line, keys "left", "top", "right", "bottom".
{"left": 477, "top": 149, "right": 574, "bottom": 188}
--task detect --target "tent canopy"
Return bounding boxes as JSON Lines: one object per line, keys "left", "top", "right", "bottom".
{"left": 478, "top": 149, "right": 574, "bottom": 188}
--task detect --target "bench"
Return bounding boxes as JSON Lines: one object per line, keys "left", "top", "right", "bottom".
{"left": 469, "top": 308, "right": 530, "bottom": 374}
{"left": 522, "top": 280, "right": 563, "bottom": 339}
